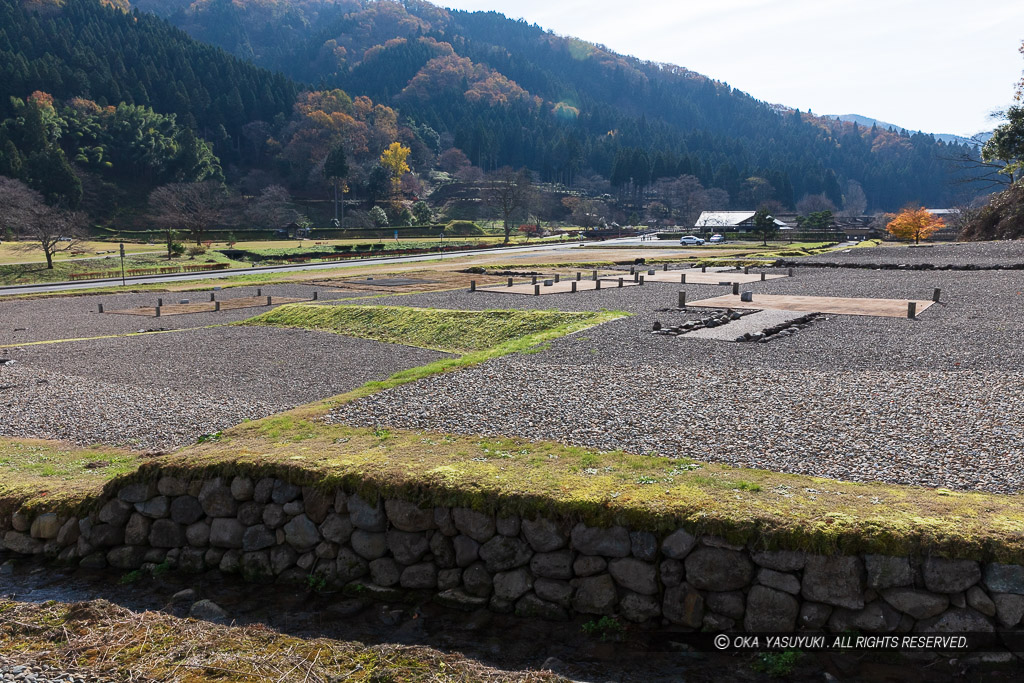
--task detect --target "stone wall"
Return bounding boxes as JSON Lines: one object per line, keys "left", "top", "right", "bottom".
{"left": 3, "top": 474, "right": 1024, "bottom": 632}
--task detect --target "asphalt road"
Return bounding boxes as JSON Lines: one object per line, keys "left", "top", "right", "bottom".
{"left": 0, "top": 241, "right": 587, "bottom": 297}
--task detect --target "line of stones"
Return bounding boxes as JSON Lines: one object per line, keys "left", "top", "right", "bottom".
{"left": 3, "top": 475, "right": 1024, "bottom": 635}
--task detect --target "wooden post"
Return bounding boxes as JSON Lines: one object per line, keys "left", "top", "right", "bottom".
{"left": 663, "top": 264, "right": 668, "bottom": 271}
{"left": 618, "top": 277, "right": 624, "bottom": 288}
{"left": 681, "top": 273, "right": 686, "bottom": 284}
{"left": 761, "top": 273, "right": 766, "bottom": 281}
{"left": 215, "top": 301, "right": 221, "bottom": 311}
{"left": 630, "top": 266, "right": 635, "bottom": 274}
{"left": 534, "top": 284, "right": 540, "bottom": 296}
{"left": 907, "top": 302, "right": 917, "bottom": 319}
{"left": 210, "top": 292, "right": 216, "bottom": 302}
{"left": 596, "top": 279, "right": 601, "bottom": 290}
{"left": 312, "top": 291, "right": 318, "bottom": 301}
{"left": 155, "top": 306, "right": 161, "bottom": 317}
{"left": 98, "top": 303, "right": 104, "bottom": 313}
{"left": 508, "top": 278, "right": 513, "bottom": 287}
{"left": 470, "top": 280, "right": 476, "bottom": 292}
{"left": 267, "top": 296, "right": 272, "bottom": 306}
{"left": 576, "top": 272, "right": 582, "bottom": 281}
{"left": 788, "top": 268, "right": 794, "bottom": 277}
{"left": 158, "top": 298, "right": 163, "bottom": 307}
{"left": 592, "top": 270, "right": 598, "bottom": 281}
{"left": 701, "top": 266, "right": 706, "bottom": 273}
{"left": 732, "top": 282, "right": 739, "bottom": 295}
{"left": 678, "top": 291, "right": 686, "bottom": 308}
{"left": 744, "top": 267, "right": 749, "bottom": 275}
{"left": 257, "top": 288, "right": 262, "bottom": 296}
{"left": 554, "top": 274, "right": 560, "bottom": 283}
{"left": 571, "top": 281, "right": 577, "bottom": 292}
{"left": 532, "top": 275, "right": 538, "bottom": 285}
{"left": 932, "top": 288, "right": 941, "bottom": 302}
{"left": 639, "top": 275, "right": 645, "bottom": 285}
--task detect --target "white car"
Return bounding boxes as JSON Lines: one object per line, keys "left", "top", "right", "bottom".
{"left": 679, "top": 235, "right": 705, "bottom": 245}
{"left": 709, "top": 234, "right": 725, "bottom": 244}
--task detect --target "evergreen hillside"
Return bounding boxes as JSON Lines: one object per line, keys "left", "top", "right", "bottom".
{"left": 146, "top": 0, "right": 982, "bottom": 210}
{"left": 0, "top": 0, "right": 298, "bottom": 161}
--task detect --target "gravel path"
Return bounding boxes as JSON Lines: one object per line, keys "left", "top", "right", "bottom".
{"left": 0, "top": 284, "right": 376, "bottom": 346}
{"left": 327, "top": 267, "right": 1024, "bottom": 493}
{"left": 0, "top": 327, "right": 450, "bottom": 451}
{"left": 0, "top": 657, "right": 111, "bottom": 682}
{"left": 802, "top": 239, "right": 1024, "bottom": 267}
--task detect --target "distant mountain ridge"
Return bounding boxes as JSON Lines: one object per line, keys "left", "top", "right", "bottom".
{"left": 825, "top": 114, "right": 991, "bottom": 147}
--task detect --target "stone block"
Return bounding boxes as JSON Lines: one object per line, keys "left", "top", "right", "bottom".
{"left": 521, "top": 517, "right": 567, "bottom": 552}
{"left": 572, "top": 574, "right": 618, "bottom": 615}
{"left": 453, "top": 508, "right": 496, "bottom": 543}
{"left": 385, "top": 499, "right": 435, "bottom": 532}
{"left": 802, "top": 555, "right": 865, "bottom": 609}
{"left": 745, "top": 586, "right": 799, "bottom": 631}
{"left": 684, "top": 547, "right": 753, "bottom": 591}
{"left": 570, "top": 523, "right": 630, "bottom": 557}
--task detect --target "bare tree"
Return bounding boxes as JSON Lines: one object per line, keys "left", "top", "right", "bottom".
{"left": 149, "top": 181, "right": 227, "bottom": 256}
{"left": 839, "top": 180, "right": 868, "bottom": 217}
{"left": 0, "top": 176, "right": 84, "bottom": 269}
{"left": 245, "top": 185, "right": 304, "bottom": 229}
{"left": 796, "top": 193, "right": 838, "bottom": 215}
{"left": 487, "top": 167, "right": 532, "bottom": 243}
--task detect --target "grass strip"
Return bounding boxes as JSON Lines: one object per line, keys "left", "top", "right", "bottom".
{"left": 240, "top": 303, "right": 617, "bottom": 353}
{"left": 0, "top": 599, "right": 556, "bottom": 682}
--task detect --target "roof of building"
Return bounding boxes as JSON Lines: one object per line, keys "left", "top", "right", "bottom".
{"left": 694, "top": 211, "right": 789, "bottom": 228}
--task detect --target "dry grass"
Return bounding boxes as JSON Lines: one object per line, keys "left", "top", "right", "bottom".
{"left": 0, "top": 599, "right": 563, "bottom": 682}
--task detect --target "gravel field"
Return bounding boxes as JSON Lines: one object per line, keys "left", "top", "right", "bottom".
{"left": 0, "top": 284, "right": 377, "bottom": 346}
{"left": 0, "top": 327, "right": 449, "bottom": 450}
{"left": 801, "top": 239, "right": 1024, "bottom": 266}
{"left": 329, "top": 267, "right": 1024, "bottom": 493}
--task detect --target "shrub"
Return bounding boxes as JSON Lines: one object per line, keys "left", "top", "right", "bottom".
{"left": 170, "top": 242, "right": 186, "bottom": 257}
{"left": 355, "top": 243, "right": 373, "bottom": 251}
{"left": 334, "top": 244, "right": 352, "bottom": 252}
{"left": 186, "top": 245, "right": 207, "bottom": 258}
{"left": 445, "top": 220, "right": 484, "bottom": 236}
{"left": 371, "top": 243, "right": 386, "bottom": 251}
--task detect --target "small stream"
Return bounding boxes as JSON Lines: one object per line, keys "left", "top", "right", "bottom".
{"left": 0, "top": 553, "right": 997, "bottom": 682}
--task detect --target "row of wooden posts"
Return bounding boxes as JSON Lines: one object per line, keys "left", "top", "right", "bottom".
{"left": 466, "top": 267, "right": 942, "bottom": 319}
{"left": 97, "top": 288, "right": 319, "bottom": 316}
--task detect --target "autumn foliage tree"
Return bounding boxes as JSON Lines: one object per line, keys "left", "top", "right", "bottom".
{"left": 886, "top": 207, "right": 945, "bottom": 244}
{"left": 379, "top": 141, "right": 411, "bottom": 196}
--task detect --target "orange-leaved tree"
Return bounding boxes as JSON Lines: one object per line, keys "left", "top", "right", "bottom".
{"left": 886, "top": 207, "right": 944, "bottom": 244}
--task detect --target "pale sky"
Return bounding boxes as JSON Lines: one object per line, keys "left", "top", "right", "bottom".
{"left": 440, "top": 0, "right": 1024, "bottom": 138}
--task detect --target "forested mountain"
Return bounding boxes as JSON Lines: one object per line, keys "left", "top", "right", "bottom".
{"left": 139, "top": 0, "right": 983, "bottom": 211}
{"left": 0, "top": 0, "right": 298, "bottom": 162}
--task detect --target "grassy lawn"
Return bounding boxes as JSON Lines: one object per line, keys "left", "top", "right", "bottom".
{"left": 0, "top": 250, "right": 249, "bottom": 286}
{"left": 0, "top": 240, "right": 163, "bottom": 266}
{"left": 0, "top": 438, "right": 140, "bottom": 511}
{"left": 242, "top": 304, "right": 615, "bottom": 353}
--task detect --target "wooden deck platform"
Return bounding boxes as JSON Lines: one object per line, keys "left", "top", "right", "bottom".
{"left": 686, "top": 294, "right": 936, "bottom": 318}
